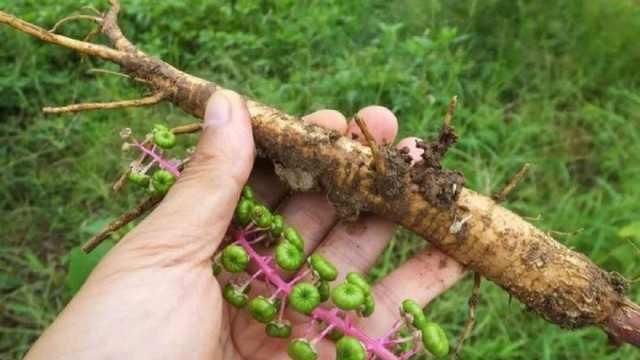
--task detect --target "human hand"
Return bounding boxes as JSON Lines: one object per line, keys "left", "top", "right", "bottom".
{"left": 26, "top": 90, "right": 465, "bottom": 359}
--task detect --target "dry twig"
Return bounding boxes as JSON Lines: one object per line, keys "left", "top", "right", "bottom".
{"left": 451, "top": 272, "right": 482, "bottom": 359}
{"left": 43, "top": 92, "right": 166, "bottom": 114}
{"left": 492, "top": 163, "right": 531, "bottom": 203}
{"left": 82, "top": 195, "right": 161, "bottom": 252}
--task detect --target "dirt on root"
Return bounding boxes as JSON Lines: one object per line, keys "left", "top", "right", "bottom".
{"left": 410, "top": 123, "right": 464, "bottom": 209}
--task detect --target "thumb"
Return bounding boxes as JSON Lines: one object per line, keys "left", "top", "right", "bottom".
{"left": 136, "top": 90, "right": 255, "bottom": 251}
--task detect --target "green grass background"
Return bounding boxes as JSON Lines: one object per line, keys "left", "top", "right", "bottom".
{"left": 1, "top": 0, "right": 640, "bottom": 358}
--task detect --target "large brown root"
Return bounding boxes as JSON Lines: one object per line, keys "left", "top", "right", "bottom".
{"left": 1, "top": 1, "right": 638, "bottom": 347}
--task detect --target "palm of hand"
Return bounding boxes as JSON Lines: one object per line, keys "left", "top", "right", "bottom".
{"left": 26, "top": 92, "right": 463, "bottom": 360}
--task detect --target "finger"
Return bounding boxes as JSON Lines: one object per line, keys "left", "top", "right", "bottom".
{"left": 359, "top": 248, "right": 466, "bottom": 336}
{"left": 304, "top": 109, "right": 349, "bottom": 133}
{"left": 347, "top": 106, "right": 399, "bottom": 144}
{"left": 123, "top": 90, "right": 254, "bottom": 258}
{"left": 310, "top": 135, "right": 421, "bottom": 279}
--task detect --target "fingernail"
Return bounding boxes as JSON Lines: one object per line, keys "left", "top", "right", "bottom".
{"left": 204, "top": 92, "right": 231, "bottom": 128}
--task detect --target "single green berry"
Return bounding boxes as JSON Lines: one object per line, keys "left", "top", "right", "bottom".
{"left": 153, "top": 124, "right": 169, "bottom": 132}
{"left": 308, "top": 254, "right": 338, "bottom": 281}
{"left": 288, "top": 339, "right": 317, "bottom": 360}
{"left": 331, "top": 282, "right": 365, "bottom": 311}
{"left": 270, "top": 214, "right": 285, "bottom": 237}
{"left": 242, "top": 185, "right": 255, "bottom": 200}
{"left": 249, "top": 296, "right": 278, "bottom": 324}
{"left": 150, "top": 169, "right": 176, "bottom": 195}
{"left": 212, "top": 261, "right": 222, "bottom": 276}
{"left": 401, "top": 299, "right": 427, "bottom": 328}
{"left": 327, "top": 328, "right": 344, "bottom": 341}
{"left": 336, "top": 336, "right": 366, "bottom": 360}
{"left": 235, "top": 198, "right": 255, "bottom": 226}
{"left": 222, "top": 283, "right": 248, "bottom": 308}
{"left": 421, "top": 321, "right": 449, "bottom": 358}
{"left": 128, "top": 170, "right": 149, "bottom": 186}
{"left": 266, "top": 320, "right": 292, "bottom": 338}
{"left": 153, "top": 129, "right": 176, "bottom": 149}
{"left": 346, "top": 272, "right": 370, "bottom": 294}
{"left": 252, "top": 205, "right": 273, "bottom": 228}
{"left": 283, "top": 227, "right": 304, "bottom": 251}
{"left": 288, "top": 282, "right": 321, "bottom": 315}
{"left": 316, "top": 280, "right": 330, "bottom": 302}
{"left": 221, "top": 244, "right": 250, "bottom": 273}
{"left": 275, "top": 241, "right": 305, "bottom": 271}
{"left": 359, "top": 293, "right": 375, "bottom": 317}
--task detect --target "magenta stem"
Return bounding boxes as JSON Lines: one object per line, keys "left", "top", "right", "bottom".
{"left": 235, "top": 231, "right": 400, "bottom": 360}
{"left": 381, "top": 319, "right": 405, "bottom": 342}
{"left": 237, "top": 233, "right": 292, "bottom": 292}
{"left": 132, "top": 141, "right": 181, "bottom": 177}
{"left": 311, "top": 323, "right": 335, "bottom": 345}
{"left": 278, "top": 297, "right": 287, "bottom": 321}
{"left": 288, "top": 269, "right": 311, "bottom": 287}
{"left": 239, "top": 269, "right": 263, "bottom": 292}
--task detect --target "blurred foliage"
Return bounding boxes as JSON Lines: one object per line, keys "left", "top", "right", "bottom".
{"left": 1, "top": 0, "right": 639, "bottom": 358}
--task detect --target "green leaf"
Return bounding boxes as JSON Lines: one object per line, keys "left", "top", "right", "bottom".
{"left": 65, "top": 241, "right": 115, "bottom": 297}
{"left": 618, "top": 221, "right": 640, "bottom": 239}
{"left": 0, "top": 273, "right": 21, "bottom": 291}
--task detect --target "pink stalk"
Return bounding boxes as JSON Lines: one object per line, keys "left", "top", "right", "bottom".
{"left": 239, "top": 269, "right": 263, "bottom": 292}
{"left": 235, "top": 232, "right": 401, "bottom": 360}
{"left": 381, "top": 319, "right": 404, "bottom": 342}
{"left": 132, "top": 141, "right": 181, "bottom": 177}
{"left": 311, "top": 323, "right": 335, "bottom": 345}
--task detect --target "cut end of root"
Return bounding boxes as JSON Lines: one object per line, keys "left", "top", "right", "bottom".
{"left": 605, "top": 300, "right": 640, "bottom": 347}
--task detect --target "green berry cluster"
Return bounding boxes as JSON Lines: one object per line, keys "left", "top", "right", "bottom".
{"left": 215, "top": 185, "right": 449, "bottom": 360}
{"left": 127, "top": 124, "right": 178, "bottom": 195}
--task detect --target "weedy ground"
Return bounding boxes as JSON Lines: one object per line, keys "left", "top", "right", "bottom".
{"left": 1, "top": 0, "right": 640, "bottom": 359}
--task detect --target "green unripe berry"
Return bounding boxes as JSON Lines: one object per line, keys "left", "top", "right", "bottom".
{"left": 288, "top": 339, "right": 317, "bottom": 360}
{"left": 316, "top": 280, "right": 330, "bottom": 302}
{"left": 336, "top": 336, "right": 366, "bottom": 360}
{"left": 283, "top": 227, "right": 304, "bottom": 251}
{"left": 331, "top": 282, "right": 365, "bottom": 311}
{"left": 153, "top": 124, "right": 169, "bottom": 132}
{"left": 401, "top": 299, "right": 427, "bottom": 328}
{"left": 346, "top": 272, "right": 370, "bottom": 294}
{"left": 266, "top": 320, "right": 292, "bottom": 338}
{"left": 421, "top": 321, "right": 449, "bottom": 358}
{"left": 221, "top": 244, "right": 250, "bottom": 273}
{"left": 359, "top": 293, "right": 375, "bottom": 317}
{"left": 308, "top": 254, "right": 338, "bottom": 281}
{"left": 150, "top": 169, "right": 176, "bottom": 195}
{"left": 242, "top": 185, "right": 255, "bottom": 200}
{"left": 252, "top": 205, "right": 273, "bottom": 228}
{"left": 223, "top": 283, "right": 249, "bottom": 308}
{"left": 270, "top": 214, "right": 285, "bottom": 237}
{"left": 275, "top": 241, "right": 305, "bottom": 271}
{"left": 235, "top": 198, "right": 255, "bottom": 226}
{"left": 128, "top": 171, "right": 149, "bottom": 186}
{"left": 249, "top": 296, "right": 278, "bottom": 324}
{"left": 327, "top": 328, "right": 344, "bottom": 341}
{"left": 288, "top": 282, "right": 321, "bottom": 315}
{"left": 212, "top": 261, "right": 222, "bottom": 276}
{"left": 153, "top": 129, "right": 176, "bottom": 149}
